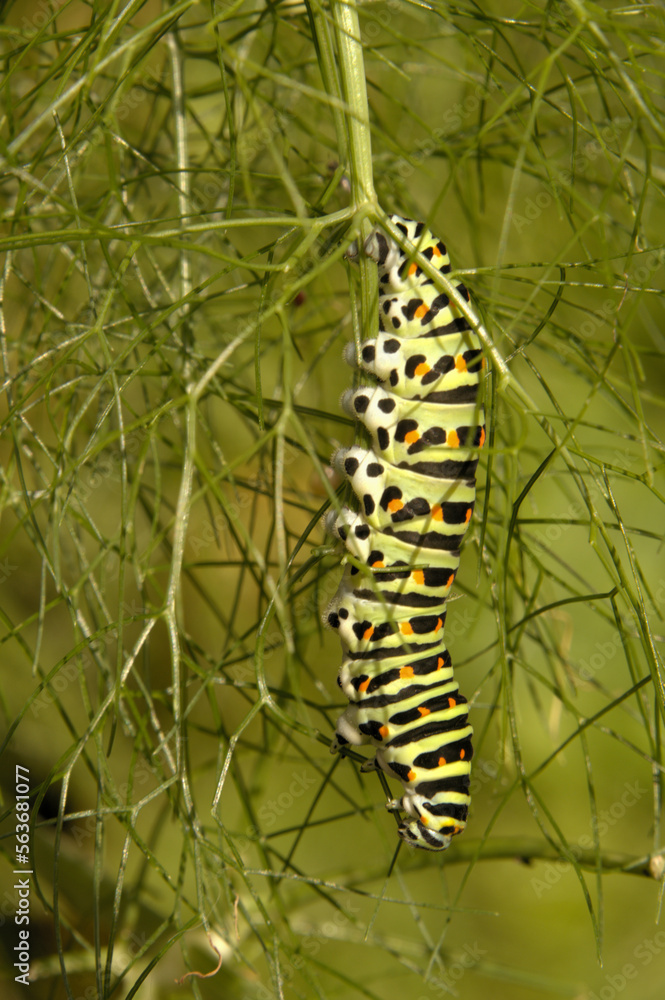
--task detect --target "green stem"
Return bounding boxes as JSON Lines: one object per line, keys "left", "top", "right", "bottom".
{"left": 331, "top": 0, "right": 375, "bottom": 214}
{"left": 331, "top": 0, "right": 378, "bottom": 336}
{"left": 443, "top": 837, "right": 663, "bottom": 879}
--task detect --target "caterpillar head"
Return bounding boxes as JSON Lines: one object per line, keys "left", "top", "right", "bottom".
{"left": 398, "top": 818, "right": 453, "bottom": 852}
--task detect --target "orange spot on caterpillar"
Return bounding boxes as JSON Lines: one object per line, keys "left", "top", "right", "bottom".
{"left": 431, "top": 504, "right": 444, "bottom": 521}
{"left": 460, "top": 748, "right": 466, "bottom": 759}
{"left": 434, "top": 618, "right": 443, "bottom": 633}
{"left": 388, "top": 498, "right": 404, "bottom": 513}
{"left": 408, "top": 769, "right": 417, "bottom": 781}
{"left": 448, "top": 697, "right": 456, "bottom": 708}
{"left": 438, "top": 757, "right": 447, "bottom": 767}
{"left": 465, "top": 508, "right": 472, "bottom": 523}
{"left": 414, "top": 362, "right": 430, "bottom": 376}
{"left": 421, "top": 814, "right": 429, "bottom": 826}
{"left": 405, "top": 430, "right": 420, "bottom": 444}
{"left": 479, "top": 427, "right": 486, "bottom": 448}
{"left": 414, "top": 303, "right": 428, "bottom": 319}
{"left": 446, "top": 429, "right": 460, "bottom": 449}
{"left": 418, "top": 706, "right": 431, "bottom": 717}
{"left": 411, "top": 570, "right": 425, "bottom": 585}
{"left": 400, "top": 665, "right": 414, "bottom": 679}
{"left": 433, "top": 246, "right": 442, "bottom": 257}
{"left": 400, "top": 622, "right": 414, "bottom": 635}
{"left": 363, "top": 625, "right": 374, "bottom": 641}
{"left": 455, "top": 355, "right": 467, "bottom": 372}
{"left": 359, "top": 678, "right": 370, "bottom": 693}
{"left": 408, "top": 262, "right": 418, "bottom": 277}
{"left": 446, "top": 574, "right": 455, "bottom": 587}
{"left": 379, "top": 725, "right": 389, "bottom": 740}
{"left": 372, "top": 560, "right": 385, "bottom": 568}
{"left": 437, "top": 657, "right": 444, "bottom": 669}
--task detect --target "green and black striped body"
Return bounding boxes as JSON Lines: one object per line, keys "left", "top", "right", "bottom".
{"left": 326, "top": 216, "right": 485, "bottom": 851}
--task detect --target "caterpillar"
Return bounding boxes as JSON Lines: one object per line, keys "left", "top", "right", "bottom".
{"left": 325, "top": 215, "right": 485, "bottom": 851}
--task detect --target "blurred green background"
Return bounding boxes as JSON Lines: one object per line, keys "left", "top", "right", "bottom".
{"left": 1, "top": 1, "right": 664, "bottom": 998}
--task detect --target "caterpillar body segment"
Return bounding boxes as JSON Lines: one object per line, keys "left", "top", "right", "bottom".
{"left": 328, "top": 215, "right": 484, "bottom": 851}
{"left": 343, "top": 383, "right": 483, "bottom": 457}
{"left": 348, "top": 332, "right": 483, "bottom": 404}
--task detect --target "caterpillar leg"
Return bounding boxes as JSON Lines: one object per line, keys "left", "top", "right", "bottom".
{"left": 384, "top": 797, "right": 455, "bottom": 851}
{"left": 385, "top": 796, "right": 454, "bottom": 850}
{"left": 330, "top": 704, "right": 368, "bottom": 754}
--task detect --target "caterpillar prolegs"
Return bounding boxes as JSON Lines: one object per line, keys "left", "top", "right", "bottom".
{"left": 325, "top": 216, "right": 485, "bottom": 851}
